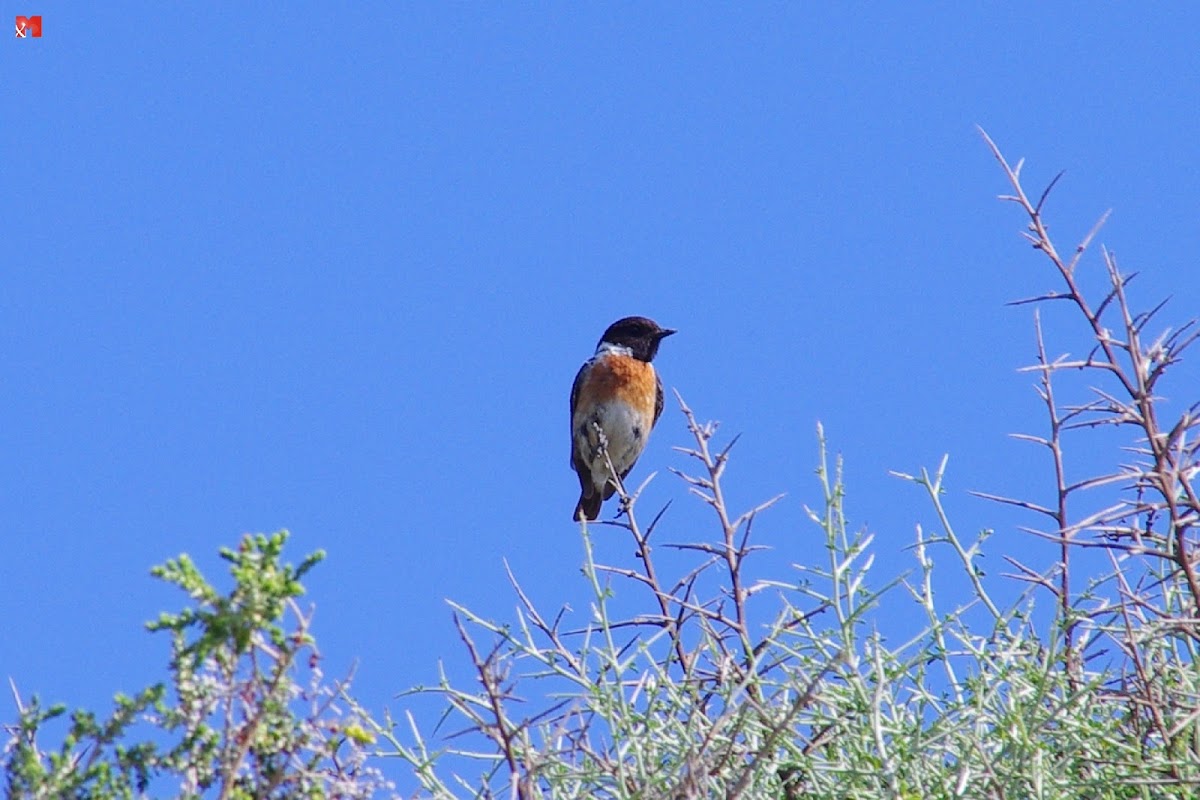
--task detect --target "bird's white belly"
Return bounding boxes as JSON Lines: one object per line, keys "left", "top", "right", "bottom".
{"left": 575, "top": 400, "right": 648, "bottom": 492}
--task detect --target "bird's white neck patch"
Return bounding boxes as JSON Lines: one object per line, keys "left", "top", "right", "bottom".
{"left": 595, "top": 341, "right": 633, "bottom": 357}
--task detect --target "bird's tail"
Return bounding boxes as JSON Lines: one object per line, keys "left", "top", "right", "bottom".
{"left": 574, "top": 492, "right": 602, "bottom": 521}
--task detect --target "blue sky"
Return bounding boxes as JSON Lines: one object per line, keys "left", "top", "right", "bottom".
{"left": 4, "top": 3, "right": 1200, "bottom": 790}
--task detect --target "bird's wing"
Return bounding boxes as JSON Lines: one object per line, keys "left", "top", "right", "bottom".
{"left": 569, "top": 360, "right": 590, "bottom": 469}
{"left": 653, "top": 370, "right": 664, "bottom": 427}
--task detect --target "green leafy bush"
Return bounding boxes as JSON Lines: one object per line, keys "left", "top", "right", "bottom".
{"left": 5, "top": 532, "right": 389, "bottom": 799}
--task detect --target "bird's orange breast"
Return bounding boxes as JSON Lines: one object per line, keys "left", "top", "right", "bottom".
{"left": 575, "top": 354, "right": 658, "bottom": 420}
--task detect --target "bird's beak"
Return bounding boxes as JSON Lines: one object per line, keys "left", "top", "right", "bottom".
{"left": 659, "top": 328, "right": 677, "bottom": 339}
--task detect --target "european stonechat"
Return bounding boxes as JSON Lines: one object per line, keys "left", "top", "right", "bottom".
{"left": 569, "top": 316, "right": 676, "bottom": 521}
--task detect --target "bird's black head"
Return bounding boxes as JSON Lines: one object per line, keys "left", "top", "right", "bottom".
{"left": 597, "top": 316, "right": 676, "bottom": 362}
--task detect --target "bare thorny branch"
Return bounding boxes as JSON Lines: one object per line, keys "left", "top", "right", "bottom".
{"left": 667, "top": 391, "right": 785, "bottom": 694}
{"left": 979, "top": 127, "right": 1200, "bottom": 613}
{"left": 593, "top": 422, "right": 695, "bottom": 676}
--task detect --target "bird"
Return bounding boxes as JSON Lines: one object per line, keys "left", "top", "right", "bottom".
{"left": 570, "top": 316, "right": 676, "bottom": 521}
